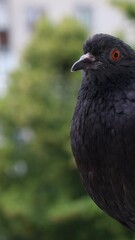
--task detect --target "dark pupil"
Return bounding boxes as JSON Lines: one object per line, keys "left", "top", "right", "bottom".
{"left": 114, "top": 52, "right": 118, "bottom": 58}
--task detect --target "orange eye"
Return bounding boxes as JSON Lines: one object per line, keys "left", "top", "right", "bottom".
{"left": 110, "top": 49, "right": 121, "bottom": 61}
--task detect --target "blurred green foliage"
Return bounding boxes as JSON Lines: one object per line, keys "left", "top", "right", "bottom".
{"left": 0, "top": 17, "right": 135, "bottom": 239}
{"left": 112, "top": 0, "right": 135, "bottom": 19}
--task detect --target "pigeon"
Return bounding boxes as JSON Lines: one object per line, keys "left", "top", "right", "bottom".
{"left": 70, "top": 33, "right": 135, "bottom": 230}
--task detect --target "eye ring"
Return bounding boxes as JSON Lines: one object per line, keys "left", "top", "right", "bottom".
{"left": 110, "top": 49, "right": 121, "bottom": 61}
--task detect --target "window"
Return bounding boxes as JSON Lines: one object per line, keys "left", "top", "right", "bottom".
{"left": 26, "top": 6, "right": 45, "bottom": 31}
{"left": 0, "top": 0, "right": 9, "bottom": 29}
{"left": 0, "top": 30, "right": 9, "bottom": 49}
{"left": 75, "top": 5, "right": 93, "bottom": 29}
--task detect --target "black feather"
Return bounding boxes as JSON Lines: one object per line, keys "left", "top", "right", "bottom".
{"left": 71, "top": 34, "right": 135, "bottom": 230}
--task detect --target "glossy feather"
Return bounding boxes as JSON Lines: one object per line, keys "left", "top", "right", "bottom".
{"left": 71, "top": 34, "right": 135, "bottom": 230}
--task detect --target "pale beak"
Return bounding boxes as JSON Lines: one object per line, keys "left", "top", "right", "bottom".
{"left": 71, "top": 53, "right": 96, "bottom": 72}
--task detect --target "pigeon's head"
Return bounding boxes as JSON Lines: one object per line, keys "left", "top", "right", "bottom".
{"left": 71, "top": 34, "right": 135, "bottom": 85}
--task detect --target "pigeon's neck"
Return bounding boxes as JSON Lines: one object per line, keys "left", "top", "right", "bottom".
{"left": 80, "top": 70, "right": 133, "bottom": 100}
{"left": 79, "top": 75, "right": 116, "bottom": 103}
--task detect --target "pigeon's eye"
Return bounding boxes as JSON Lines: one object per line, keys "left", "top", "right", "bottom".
{"left": 110, "top": 49, "right": 121, "bottom": 61}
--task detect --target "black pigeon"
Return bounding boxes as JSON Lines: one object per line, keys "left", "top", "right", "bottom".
{"left": 71, "top": 33, "right": 135, "bottom": 230}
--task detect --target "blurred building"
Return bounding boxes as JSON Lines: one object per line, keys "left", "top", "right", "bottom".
{"left": 0, "top": 0, "right": 127, "bottom": 94}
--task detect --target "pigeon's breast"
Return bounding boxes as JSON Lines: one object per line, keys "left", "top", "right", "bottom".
{"left": 71, "top": 92, "right": 135, "bottom": 226}
{"left": 71, "top": 91, "right": 135, "bottom": 170}
{"left": 71, "top": 95, "right": 124, "bottom": 170}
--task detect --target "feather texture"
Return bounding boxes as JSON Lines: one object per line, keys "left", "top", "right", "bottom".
{"left": 71, "top": 34, "right": 135, "bottom": 230}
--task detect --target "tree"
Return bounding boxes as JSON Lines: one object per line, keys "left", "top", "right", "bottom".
{"left": 112, "top": 0, "right": 135, "bottom": 19}
{"left": 0, "top": 17, "right": 134, "bottom": 240}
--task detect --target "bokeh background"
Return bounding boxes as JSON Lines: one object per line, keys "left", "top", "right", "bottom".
{"left": 0, "top": 0, "right": 135, "bottom": 239}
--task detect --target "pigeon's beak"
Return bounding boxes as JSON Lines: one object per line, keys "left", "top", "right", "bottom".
{"left": 71, "top": 53, "right": 96, "bottom": 72}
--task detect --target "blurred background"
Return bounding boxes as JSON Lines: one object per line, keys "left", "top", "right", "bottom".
{"left": 0, "top": 0, "right": 135, "bottom": 239}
